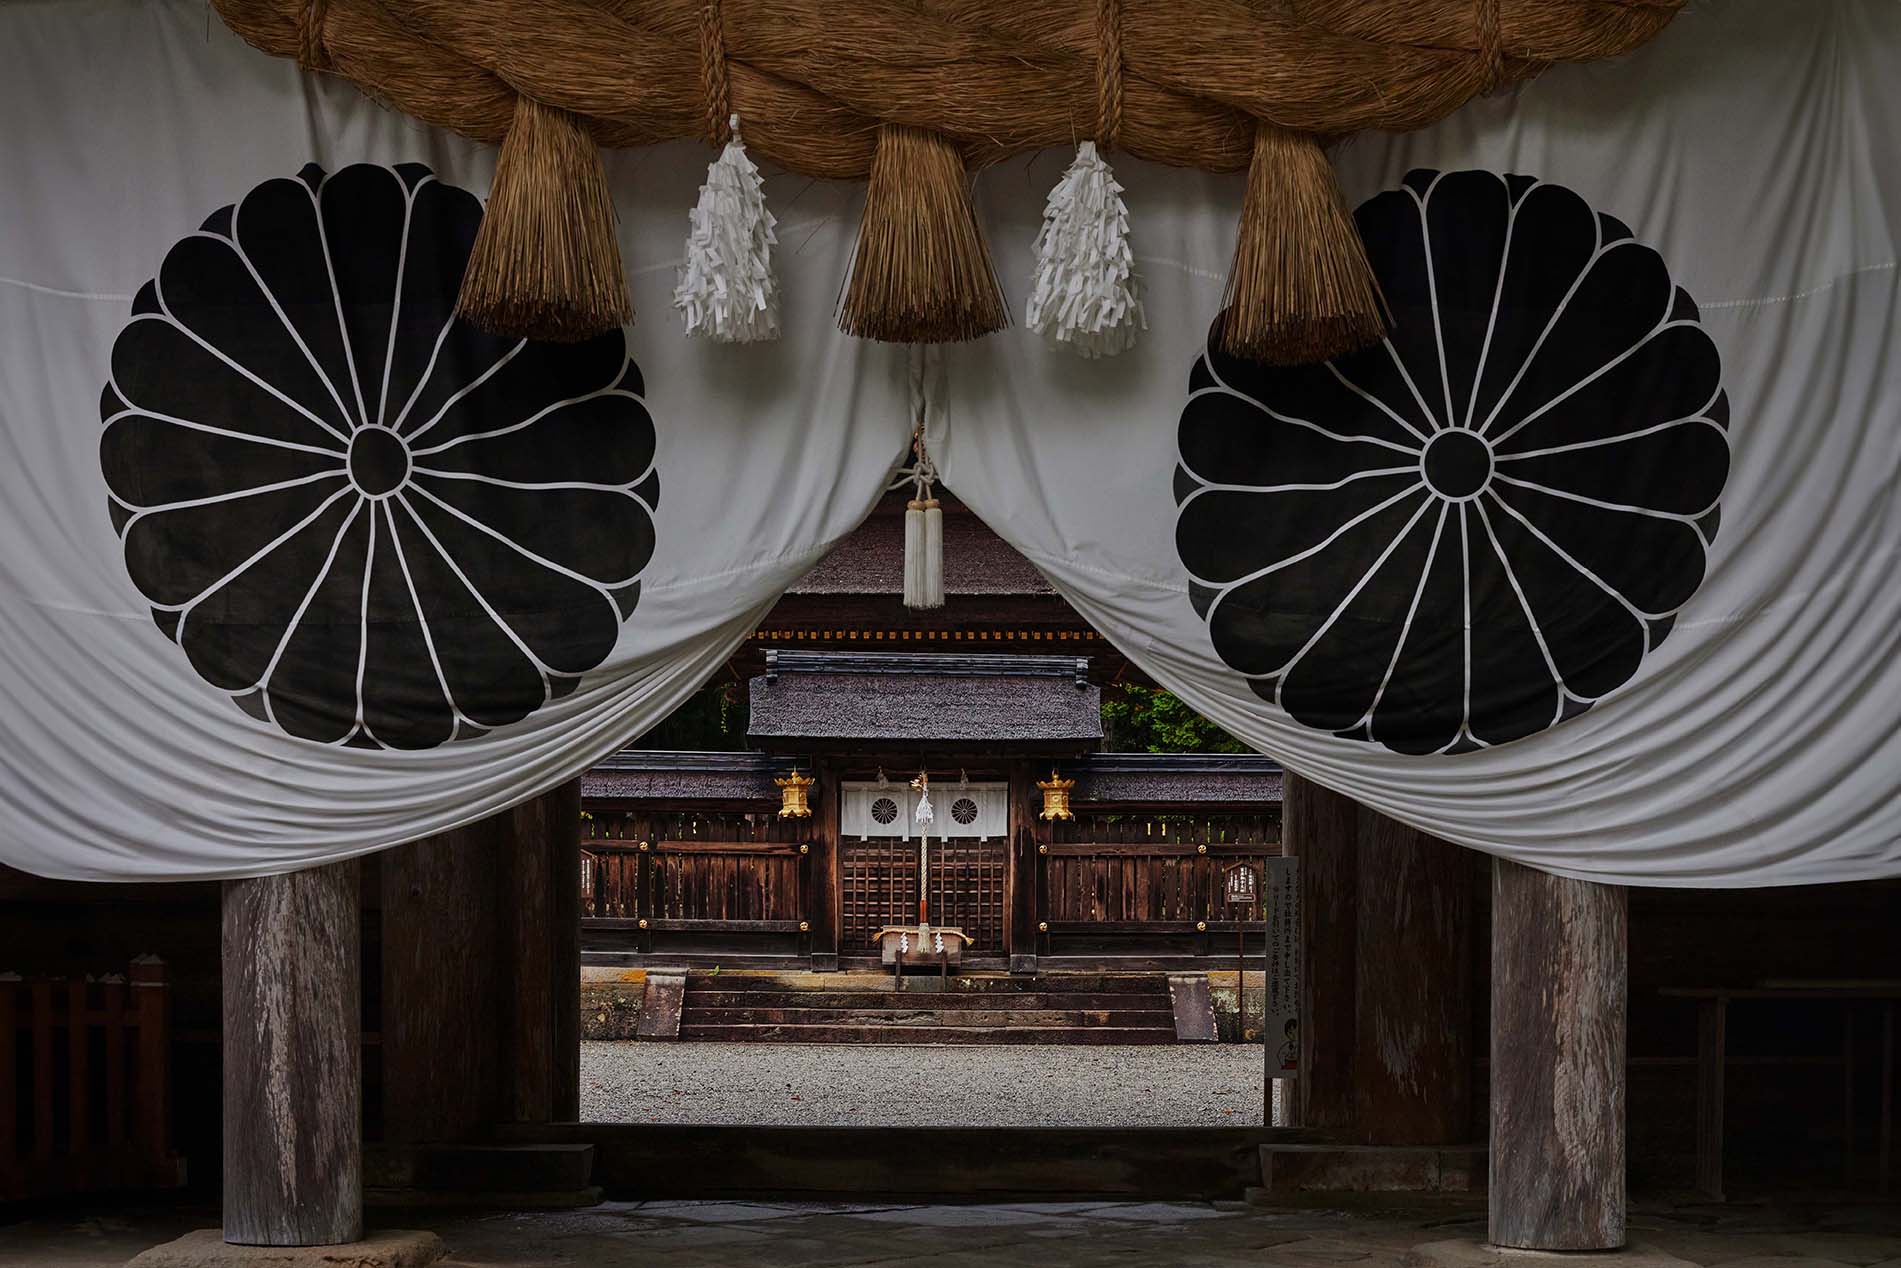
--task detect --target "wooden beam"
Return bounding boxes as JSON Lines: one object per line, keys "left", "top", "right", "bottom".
{"left": 221, "top": 860, "right": 362, "bottom": 1246}
{"left": 1489, "top": 858, "right": 1627, "bottom": 1251}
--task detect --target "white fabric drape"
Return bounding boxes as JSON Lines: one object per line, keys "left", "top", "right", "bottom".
{"left": 3, "top": 0, "right": 1898, "bottom": 889}
{"left": 939, "top": 0, "right": 1901, "bottom": 887}
{"left": 0, "top": 0, "right": 906, "bottom": 879}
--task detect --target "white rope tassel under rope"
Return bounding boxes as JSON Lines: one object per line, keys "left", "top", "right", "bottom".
{"left": 1025, "top": 140, "right": 1146, "bottom": 357}
{"left": 674, "top": 113, "right": 780, "bottom": 342}
{"left": 903, "top": 420, "right": 944, "bottom": 611}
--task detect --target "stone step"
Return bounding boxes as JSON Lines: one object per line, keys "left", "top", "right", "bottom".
{"left": 678, "top": 1022, "right": 1179, "bottom": 1044}
{"left": 681, "top": 1005, "right": 1179, "bottom": 1028}
{"left": 684, "top": 989, "right": 1173, "bottom": 1011}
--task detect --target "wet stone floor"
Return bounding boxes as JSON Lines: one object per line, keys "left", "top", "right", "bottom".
{"left": 6, "top": 1194, "right": 1901, "bottom": 1268}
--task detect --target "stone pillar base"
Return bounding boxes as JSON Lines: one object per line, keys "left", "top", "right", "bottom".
{"left": 1405, "top": 1239, "right": 1693, "bottom": 1268}
{"left": 126, "top": 1229, "right": 445, "bottom": 1268}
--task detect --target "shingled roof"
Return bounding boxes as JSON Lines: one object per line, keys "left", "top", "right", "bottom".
{"left": 1073, "top": 754, "right": 1282, "bottom": 805}
{"left": 748, "top": 650, "right": 1102, "bottom": 750}
{"left": 789, "top": 497, "right": 1053, "bottom": 597}
{"left": 582, "top": 750, "right": 781, "bottom": 803}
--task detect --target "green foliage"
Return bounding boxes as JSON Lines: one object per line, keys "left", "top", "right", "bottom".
{"left": 633, "top": 681, "right": 749, "bottom": 751}
{"left": 1100, "top": 684, "right": 1247, "bottom": 754}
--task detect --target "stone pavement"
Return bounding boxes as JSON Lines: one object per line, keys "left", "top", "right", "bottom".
{"left": 5, "top": 1194, "right": 1900, "bottom": 1268}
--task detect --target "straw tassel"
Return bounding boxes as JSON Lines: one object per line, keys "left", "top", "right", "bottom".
{"left": 839, "top": 124, "right": 1009, "bottom": 344}
{"left": 675, "top": 114, "right": 780, "bottom": 342}
{"left": 1026, "top": 141, "right": 1145, "bottom": 357}
{"left": 458, "top": 95, "right": 632, "bottom": 342}
{"left": 1217, "top": 122, "right": 1387, "bottom": 365}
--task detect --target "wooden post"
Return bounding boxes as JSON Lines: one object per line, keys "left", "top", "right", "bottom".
{"left": 1006, "top": 762, "right": 1039, "bottom": 975}
{"left": 1489, "top": 858, "right": 1627, "bottom": 1252}
{"left": 1354, "top": 810, "right": 1471, "bottom": 1144}
{"left": 811, "top": 759, "right": 840, "bottom": 971}
{"left": 501, "top": 780, "right": 582, "bottom": 1125}
{"left": 222, "top": 860, "right": 362, "bottom": 1247}
{"left": 1285, "top": 772, "right": 1358, "bottom": 1131}
{"left": 381, "top": 820, "right": 501, "bottom": 1144}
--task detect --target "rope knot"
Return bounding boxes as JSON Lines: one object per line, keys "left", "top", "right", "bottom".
{"left": 699, "top": 0, "right": 734, "bottom": 146}
{"left": 297, "top": 0, "right": 331, "bottom": 72}
{"left": 1475, "top": 0, "right": 1506, "bottom": 95}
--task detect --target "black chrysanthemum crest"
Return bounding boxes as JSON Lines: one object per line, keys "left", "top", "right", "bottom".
{"left": 1175, "top": 169, "right": 1729, "bottom": 756}
{"left": 100, "top": 163, "right": 659, "bottom": 749}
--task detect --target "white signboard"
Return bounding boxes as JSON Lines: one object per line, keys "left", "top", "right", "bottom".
{"left": 1262, "top": 857, "right": 1301, "bottom": 1077}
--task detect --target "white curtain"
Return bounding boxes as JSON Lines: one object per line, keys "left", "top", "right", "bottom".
{"left": 0, "top": 0, "right": 906, "bottom": 879}
{"left": 3, "top": 0, "right": 1898, "bottom": 889}
{"left": 939, "top": 0, "right": 1901, "bottom": 886}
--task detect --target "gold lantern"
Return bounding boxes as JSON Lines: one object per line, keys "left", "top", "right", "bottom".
{"left": 1036, "top": 769, "right": 1074, "bottom": 822}
{"left": 775, "top": 769, "right": 814, "bottom": 819}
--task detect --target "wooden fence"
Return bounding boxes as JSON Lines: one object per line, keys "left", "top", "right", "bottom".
{"left": 1040, "top": 812, "right": 1283, "bottom": 949}
{"left": 2, "top": 956, "right": 185, "bottom": 1200}
{"left": 581, "top": 810, "right": 810, "bottom": 952}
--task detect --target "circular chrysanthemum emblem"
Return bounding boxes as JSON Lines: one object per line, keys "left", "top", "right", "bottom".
{"left": 1175, "top": 170, "right": 1729, "bottom": 755}
{"left": 100, "top": 163, "right": 658, "bottom": 749}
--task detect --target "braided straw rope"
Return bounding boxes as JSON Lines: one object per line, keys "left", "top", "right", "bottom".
{"left": 217, "top": 0, "right": 1681, "bottom": 352}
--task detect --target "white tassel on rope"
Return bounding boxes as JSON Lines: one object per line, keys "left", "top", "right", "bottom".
{"left": 902, "top": 413, "right": 945, "bottom": 612}
{"left": 903, "top": 493, "right": 943, "bottom": 611}
{"left": 674, "top": 113, "right": 780, "bottom": 342}
{"left": 1024, "top": 141, "right": 1145, "bottom": 357}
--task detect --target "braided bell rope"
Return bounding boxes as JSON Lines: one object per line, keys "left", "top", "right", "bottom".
{"left": 236, "top": 0, "right": 1679, "bottom": 182}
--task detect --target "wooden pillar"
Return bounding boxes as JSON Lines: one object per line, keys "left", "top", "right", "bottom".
{"left": 1354, "top": 809, "right": 1471, "bottom": 1144}
{"left": 1286, "top": 772, "right": 1359, "bottom": 1131}
{"left": 810, "top": 758, "right": 841, "bottom": 971}
{"left": 1006, "top": 762, "right": 1039, "bottom": 975}
{"left": 1489, "top": 857, "right": 1627, "bottom": 1251}
{"left": 381, "top": 819, "right": 501, "bottom": 1143}
{"left": 222, "top": 860, "right": 362, "bottom": 1247}
{"left": 501, "top": 780, "right": 582, "bottom": 1124}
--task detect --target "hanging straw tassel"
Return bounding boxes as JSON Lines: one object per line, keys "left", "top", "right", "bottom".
{"left": 457, "top": 95, "right": 632, "bottom": 342}
{"left": 675, "top": 114, "right": 780, "bottom": 342}
{"left": 1217, "top": 122, "right": 1387, "bottom": 366}
{"left": 1025, "top": 141, "right": 1146, "bottom": 357}
{"left": 838, "top": 124, "right": 1008, "bottom": 344}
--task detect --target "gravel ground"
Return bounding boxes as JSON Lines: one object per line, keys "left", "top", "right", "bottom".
{"left": 581, "top": 1041, "right": 1269, "bottom": 1127}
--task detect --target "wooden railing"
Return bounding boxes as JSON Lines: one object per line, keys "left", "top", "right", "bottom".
{"left": 1, "top": 956, "right": 185, "bottom": 1200}
{"left": 582, "top": 813, "right": 810, "bottom": 951}
{"left": 1039, "top": 813, "right": 1283, "bottom": 951}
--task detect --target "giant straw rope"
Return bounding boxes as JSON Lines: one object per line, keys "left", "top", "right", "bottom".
{"left": 213, "top": 0, "right": 1682, "bottom": 361}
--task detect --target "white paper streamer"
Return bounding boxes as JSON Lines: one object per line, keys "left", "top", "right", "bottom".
{"left": 674, "top": 114, "right": 780, "bottom": 342}
{"left": 1024, "top": 141, "right": 1146, "bottom": 357}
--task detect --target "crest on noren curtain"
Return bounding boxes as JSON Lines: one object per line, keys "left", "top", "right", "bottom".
{"left": 1175, "top": 169, "right": 1730, "bottom": 756}
{"left": 100, "top": 163, "right": 659, "bottom": 749}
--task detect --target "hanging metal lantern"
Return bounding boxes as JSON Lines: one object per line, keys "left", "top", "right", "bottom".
{"left": 775, "top": 769, "right": 814, "bottom": 819}
{"left": 1036, "top": 769, "right": 1075, "bottom": 822}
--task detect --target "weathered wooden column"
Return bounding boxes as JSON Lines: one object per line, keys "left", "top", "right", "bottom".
{"left": 502, "top": 780, "right": 582, "bottom": 1124}
{"left": 1489, "top": 857, "right": 1628, "bottom": 1251}
{"left": 1286, "top": 772, "right": 1356, "bottom": 1129}
{"left": 810, "top": 758, "right": 842, "bottom": 971}
{"left": 1006, "top": 762, "right": 1041, "bottom": 975}
{"left": 222, "top": 859, "right": 362, "bottom": 1246}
